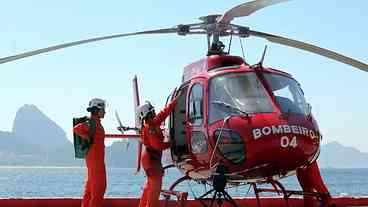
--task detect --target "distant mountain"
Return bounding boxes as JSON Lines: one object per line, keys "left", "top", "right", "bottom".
{"left": 318, "top": 141, "right": 368, "bottom": 169}
{"left": 106, "top": 141, "right": 138, "bottom": 168}
{"left": 0, "top": 131, "right": 37, "bottom": 153}
{"left": 12, "top": 104, "right": 70, "bottom": 150}
{"left": 0, "top": 105, "right": 82, "bottom": 166}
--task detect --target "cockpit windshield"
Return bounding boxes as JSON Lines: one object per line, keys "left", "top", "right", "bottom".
{"left": 264, "top": 73, "right": 308, "bottom": 115}
{"left": 209, "top": 72, "right": 274, "bottom": 124}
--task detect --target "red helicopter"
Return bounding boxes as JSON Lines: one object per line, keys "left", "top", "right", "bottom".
{"left": 1, "top": 0, "right": 367, "bottom": 207}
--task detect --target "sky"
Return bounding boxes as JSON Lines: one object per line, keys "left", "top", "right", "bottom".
{"left": 1, "top": 0, "right": 367, "bottom": 152}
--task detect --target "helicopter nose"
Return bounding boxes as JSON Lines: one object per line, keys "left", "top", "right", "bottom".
{"left": 247, "top": 122, "right": 321, "bottom": 171}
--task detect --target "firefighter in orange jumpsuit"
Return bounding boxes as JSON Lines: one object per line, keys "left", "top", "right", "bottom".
{"left": 74, "top": 98, "right": 107, "bottom": 207}
{"left": 138, "top": 92, "right": 180, "bottom": 207}
{"left": 297, "top": 161, "right": 335, "bottom": 207}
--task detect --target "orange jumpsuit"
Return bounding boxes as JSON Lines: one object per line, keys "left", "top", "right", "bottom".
{"left": 73, "top": 115, "right": 106, "bottom": 207}
{"left": 297, "top": 161, "right": 334, "bottom": 207}
{"left": 139, "top": 99, "right": 178, "bottom": 207}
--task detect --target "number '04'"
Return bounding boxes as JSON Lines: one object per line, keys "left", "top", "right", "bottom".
{"left": 280, "top": 136, "right": 297, "bottom": 148}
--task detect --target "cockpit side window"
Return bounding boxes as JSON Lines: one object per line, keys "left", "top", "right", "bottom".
{"left": 264, "top": 73, "right": 308, "bottom": 115}
{"left": 188, "top": 83, "right": 203, "bottom": 125}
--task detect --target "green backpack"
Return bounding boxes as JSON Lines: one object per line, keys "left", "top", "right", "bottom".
{"left": 73, "top": 117, "right": 96, "bottom": 159}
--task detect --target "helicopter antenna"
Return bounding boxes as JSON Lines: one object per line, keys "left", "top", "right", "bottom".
{"left": 259, "top": 45, "right": 268, "bottom": 66}
{"left": 227, "top": 33, "right": 234, "bottom": 54}
{"left": 206, "top": 34, "right": 211, "bottom": 52}
{"left": 239, "top": 37, "right": 246, "bottom": 61}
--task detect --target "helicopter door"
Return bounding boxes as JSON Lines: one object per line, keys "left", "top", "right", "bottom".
{"left": 170, "top": 85, "right": 189, "bottom": 162}
{"left": 186, "top": 81, "right": 209, "bottom": 163}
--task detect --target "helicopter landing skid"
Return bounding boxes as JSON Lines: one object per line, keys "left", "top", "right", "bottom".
{"left": 161, "top": 189, "right": 188, "bottom": 207}
{"left": 251, "top": 180, "right": 327, "bottom": 207}
{"left": 163, "top": 165, "right": 241, "bottom": 207}
{"left": 162, "top": 174, "right": 240, "bottom": 207}
{"left": 162, "top": 175, "right": 190, "bottom": 207}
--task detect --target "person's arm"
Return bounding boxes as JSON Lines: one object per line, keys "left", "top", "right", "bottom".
{"left": 153, "top": 98, "right": 178, "bottom": 125}
{"left": 73, "top": 123, "right": 89, "bottom": 140}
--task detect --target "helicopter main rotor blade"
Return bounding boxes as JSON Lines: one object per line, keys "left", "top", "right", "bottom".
{"left": 249, "top": 30, "right": 368, "bottom": 72}
{"left": 115, "top": 110, "right": 124, "bottom": 129}
{"left": 0, "top": 28, "right": 181, "bottom": 65}
{"left": 219, "top": 0, "right": 290, "bottom": 24}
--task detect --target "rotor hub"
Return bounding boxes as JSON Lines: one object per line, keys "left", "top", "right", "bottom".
{"left": 199, "top": 14, "right": 222, "bottom": 24}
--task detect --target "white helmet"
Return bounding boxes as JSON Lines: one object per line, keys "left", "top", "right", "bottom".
{"left": 87, "top": 98, "right": 106, "bottom": 112}
{"left": 136, "top": 101, "right": 155, "bottom": 122}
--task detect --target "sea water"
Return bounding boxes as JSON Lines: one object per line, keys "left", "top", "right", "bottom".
{"left": 0, "top": 167, "right": 367, "bottom": 198}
